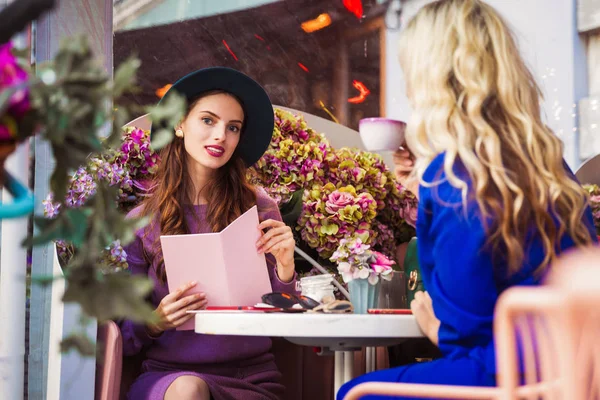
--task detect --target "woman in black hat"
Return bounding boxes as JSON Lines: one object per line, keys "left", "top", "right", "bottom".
{"left": 120, "top": 67, "right": 297, "bottom": 400}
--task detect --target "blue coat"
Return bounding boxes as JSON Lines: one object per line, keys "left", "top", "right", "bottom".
{"left": 337, "top": 153, "right": 597, "bottom": 400}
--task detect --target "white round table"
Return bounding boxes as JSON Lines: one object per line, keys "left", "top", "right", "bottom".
{"left": 193, "top": 312, "right": 424, "bottom": 396}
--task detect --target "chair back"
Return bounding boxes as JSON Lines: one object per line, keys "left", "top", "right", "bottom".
{"left": 495, "top": 247, "right": 600, "bottom": 400}
{"left": 95, "top": 321, "right": 123, "bottom": 400}
{"left": 344, "top": 247, "right": 600, "bottom": 400}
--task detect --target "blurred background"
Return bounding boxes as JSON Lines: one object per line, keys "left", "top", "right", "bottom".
{"left": 109, "top": 0, "right": 600, "bottom": 168}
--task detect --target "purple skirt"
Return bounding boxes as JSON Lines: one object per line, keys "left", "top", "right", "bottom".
{"left": 128, "top": 354, "right": 285, "bottom": 400}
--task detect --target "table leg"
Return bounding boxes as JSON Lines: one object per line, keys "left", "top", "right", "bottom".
{"left": 344, "top": 351, "right": 354, "bottom": 382}
{"left": 334, "top": 351, "right": 344, "bottom": 396}
{"left": 366, "top": 346, "right": 376, "bottom": 373}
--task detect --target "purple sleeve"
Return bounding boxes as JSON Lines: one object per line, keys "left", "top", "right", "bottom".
{"left": 256, "top": 187, "right": 299, "bottom": 295}
{"left": 119, "top": 208, "right": 159, "bottom": 356}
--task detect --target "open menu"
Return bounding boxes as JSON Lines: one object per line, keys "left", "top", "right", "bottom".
{"left": 160, "top": 205, "right": 273, "bottom": 330}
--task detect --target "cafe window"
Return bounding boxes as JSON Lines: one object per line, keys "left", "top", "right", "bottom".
{"left": 113, "top": 0, "right": 393, "bottom": 130}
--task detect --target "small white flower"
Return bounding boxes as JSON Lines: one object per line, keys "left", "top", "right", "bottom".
{"left": 368, "top": 272, "right": 379, "bottom": 285}
{"left": 337, "top": 262, "right": 354, "bottom": 282}
{"left": 358, "top": 267, "right": 370, "bottom": 280}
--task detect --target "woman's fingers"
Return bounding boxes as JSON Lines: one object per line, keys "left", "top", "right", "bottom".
{"left": 163, "top": 292, "right": 206, "bottom": 315}
{"left": 163, "top": 281, "right": 197, "bottom": 304}
{"left": 257, "top": 226, "right": 291, "bottom": 250}
{"left": 260, "top": 235, "right": 292, "bottom": 255}
{"left": 258, "top": 219, "right": 284, "bottom": 231}
{"left": 258, "top": 230, "right": 293, "bottom": 254}
{"left": 171, "top": 312, "right": 196, "bottom": 328}
{"left": 167, "top": 298, "right": 208, "bottom": 322}
{"left": 394, "top": 148, "right": 413, "bottom": 159}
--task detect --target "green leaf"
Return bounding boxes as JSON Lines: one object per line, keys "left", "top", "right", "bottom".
{"left": 62, "top": 269, "right": 155, "bottom": 323}
{"left": 147, "top": 91, "right": 187, "bottom": 141}
{"left": 60, "top": 333, "right": 95, "bottom": 356}
{"left": 113, "top": 55, "right": 140, "bottom": 98}
{"left": 30, "top": 273, "right": 64, "bottom": 287}
{"left": 0, "top": 87, "right": 16, "bottom": 115}
{"left": 65, "top": 209, "right": 93, "bottom": 248}
{"left": 150, "top": 128, "right": 173, "bottom": 150}
{"left": 280, "top": 189, "right": 304, "bottom": 227}
{"left": 25, "top": 216, "right": 66, "bottom": 247}
{"left": 320, "top": 223, "right": 339, "bottom": 235}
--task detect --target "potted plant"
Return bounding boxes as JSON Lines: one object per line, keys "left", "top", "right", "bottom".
{"left": 331, "top": 236, "right": 394, "bottom": 313}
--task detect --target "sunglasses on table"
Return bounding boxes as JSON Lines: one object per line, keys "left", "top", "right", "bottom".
{"left": 261, "top": 292, "right": 354, "bottom": 314}
{"left": 261, "top": 292, "right": 320, "bottom": 310}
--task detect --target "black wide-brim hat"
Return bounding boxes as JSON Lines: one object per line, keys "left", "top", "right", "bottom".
{"left": 151, "top": 67, "right": 274, "bottom": 166}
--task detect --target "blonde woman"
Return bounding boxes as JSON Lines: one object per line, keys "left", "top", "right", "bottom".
{"left": 338, "top": 0, "right": 596, "bottom": 398}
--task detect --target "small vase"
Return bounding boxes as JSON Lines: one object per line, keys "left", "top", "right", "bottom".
{"left": 348, "top": 279, "right": 381, "bottom": 314}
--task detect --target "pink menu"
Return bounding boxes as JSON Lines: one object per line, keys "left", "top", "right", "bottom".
{"left": 160, "top": 205, "right": 273, "bottom": 330}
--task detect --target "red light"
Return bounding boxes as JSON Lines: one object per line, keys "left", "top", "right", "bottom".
{"left": 348, "top": 80, "right": 370, "bottom": 104}
{"left": 155, "top": 84, "right": 172, "bottom": 98}
{"left": 301, "top": 13, "right": 332, "bottom": 33}
{"left": 343, "top": 0, "right": 363, "bottom": 19}
{"left": 222, "top": 40, "right": 238, "bottom": 61}
{"left": 298, "top": 63, "right": 309, "bottom": 73}
{"left": 254, "top": 34, "right": 271, "bottom": 50}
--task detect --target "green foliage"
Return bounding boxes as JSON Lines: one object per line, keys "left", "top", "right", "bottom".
{"left": 2, "top": 36, "right": 185, "bottom": 354}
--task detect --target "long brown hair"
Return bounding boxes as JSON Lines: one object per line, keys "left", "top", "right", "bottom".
{"left": 141, "top": 91, "right": 257, "bottom": 282}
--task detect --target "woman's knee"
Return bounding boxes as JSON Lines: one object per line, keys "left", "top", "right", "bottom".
{"left": 165, "top": 375, "right": 210, "bottom": 400}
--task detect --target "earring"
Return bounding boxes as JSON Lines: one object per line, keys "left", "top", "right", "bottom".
{"left": 175, "top": 129, "right": 184, "bottom": 138}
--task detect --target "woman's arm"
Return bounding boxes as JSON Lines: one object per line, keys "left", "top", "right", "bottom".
{"left": 256, "top": 187, "right": 299, "bottom": 294}
{"left": 416, "top": 158, "right": 498, "bottom": 354}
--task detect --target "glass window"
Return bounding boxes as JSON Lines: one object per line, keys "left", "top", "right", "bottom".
{"left": 113, "top": 0, "right": 395, "bottom": 130}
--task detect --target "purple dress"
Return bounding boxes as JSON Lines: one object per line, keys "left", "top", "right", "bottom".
{"left": 120, "top": 188, "right": 298, "bottom": 400}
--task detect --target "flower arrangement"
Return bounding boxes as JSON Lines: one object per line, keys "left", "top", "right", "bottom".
{"left": 248, "top": 109, "right": 330, "bottom": 204}
{"left": 0, "top": 32, "right": 187, "bottom": 354}
{"left": 43, "top": 126, "right": 159, "bottom": 270}
{"left": 249, "top": 108, "right": 418, "bottom": 282}
{"left": 49, "top": 108, "right": 416, "bottom": 292}
{"left": 0, "top": 42, "right": 30, "bottom": 144}
{"left": 332, "top": 237, "right": 394, "bottom": 285}
{"left": 298, "top": 183, "right": 377, "bottom": 258}
{"left": 583, "top": 184, "right": 600, "bottom": 236}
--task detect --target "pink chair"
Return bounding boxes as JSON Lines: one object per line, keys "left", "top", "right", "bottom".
{"left": 344, "top": 247, "right": 600, "bottom": 400}
{"left": 95, "top": 321, "right": 123, "bottom": 400}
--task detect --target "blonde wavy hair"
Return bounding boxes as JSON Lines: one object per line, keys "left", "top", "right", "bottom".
{"left": 399, "top": 0, "right": 593, "bottom": 276}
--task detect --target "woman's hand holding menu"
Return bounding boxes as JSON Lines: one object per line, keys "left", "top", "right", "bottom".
{"left": 146, "top": 281, "right": 207, "bottom": 336}
{"left": 256, "top": 219, "right": 295, "bottom": 282}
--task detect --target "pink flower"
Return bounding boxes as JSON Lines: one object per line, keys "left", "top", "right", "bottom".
{"left": 357, "top": 193, "right": 375, "bottom": 210}
{"left": 370, "top": 251, "right": 394, "bottom": 280}
{"left": 371, "top": 251, "right": 394, "bottom": 267}
{"left": 402, "top": 205, "right": 418, "bottom": 227}
{"left": 349, "top": 238, "right": 370, "bottom": 255}
{"left": 0, "top": 43, "right": 30, "bottom": 141}
{"left": 325, "top": 190, "right": 354, "bottom": 214}
{"left": 0, "top": 43, "right": 30, "bottom": 118}
{"left": 130, "top": 128, "right": 145, "bottom": 144}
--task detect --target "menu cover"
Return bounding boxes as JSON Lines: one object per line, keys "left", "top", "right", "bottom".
{"left": 160, "top": 205, "right": 273, "bottom": 330}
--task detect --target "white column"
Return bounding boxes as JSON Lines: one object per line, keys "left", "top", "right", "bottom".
{"left": 0, "top": 141, "right": 30, "bottom": 400}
